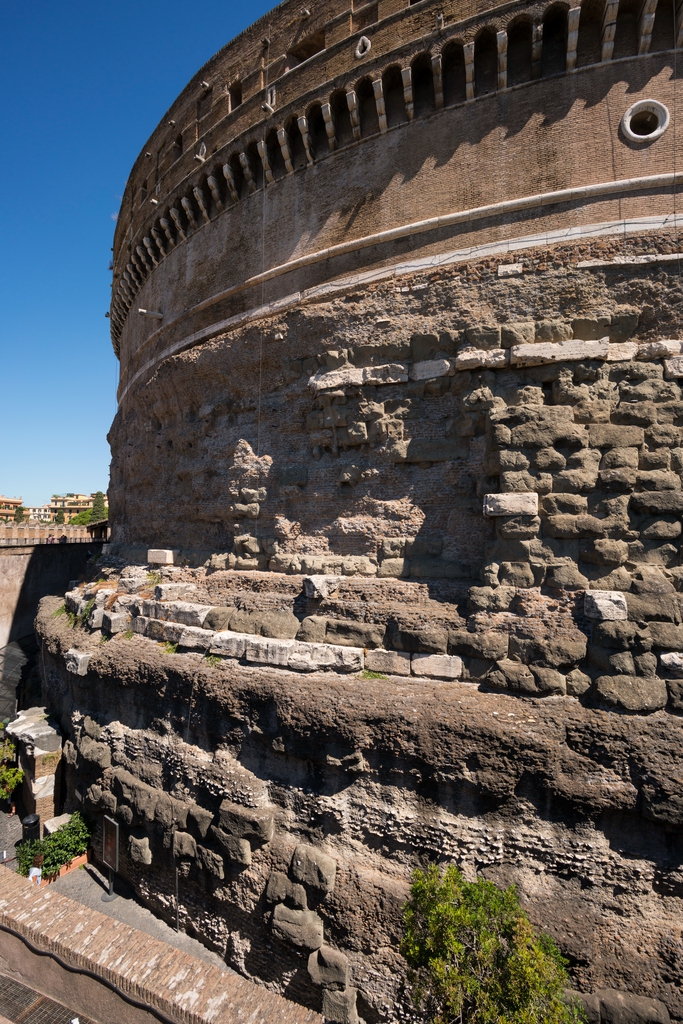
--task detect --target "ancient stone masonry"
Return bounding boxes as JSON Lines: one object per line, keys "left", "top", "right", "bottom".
{"left": 31, "top": 0, "right": 683, "bottom": 1019}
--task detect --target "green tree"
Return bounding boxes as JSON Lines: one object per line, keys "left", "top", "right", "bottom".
{"left": 90, "top": 490, "right": 106, "bottom": 522}
{"left": 69, "top": 508, "right": 93, "bottom": 525}
{"left": 55, "top": 509, "right": 65, "bottom": 525}
{"left": 401, "top": 864, "right": 585, "bottom": 1024}
{"left": 13, "top": 507, "right": 25, "bottom": 523}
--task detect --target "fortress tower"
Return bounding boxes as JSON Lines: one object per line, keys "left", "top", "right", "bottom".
{"left": 36, "top": 1, "right": 683, "bottom": 1020}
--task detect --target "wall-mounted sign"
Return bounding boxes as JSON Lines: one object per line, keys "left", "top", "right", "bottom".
{"left": 103, "top": 815, "right": 119, "bottom": 873}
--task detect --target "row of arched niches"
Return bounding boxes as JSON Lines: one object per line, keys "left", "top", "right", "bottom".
{"left": 111, "top": 0, "right": 678, "bottom": 349}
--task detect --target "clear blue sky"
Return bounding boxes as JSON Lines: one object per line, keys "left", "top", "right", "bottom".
{"left": 0, "top": 0, "right": 274, "bottom": 507}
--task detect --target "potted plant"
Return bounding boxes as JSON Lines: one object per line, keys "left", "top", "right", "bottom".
{"left": 16, "top": 812, "right": 92, "bottom": 883}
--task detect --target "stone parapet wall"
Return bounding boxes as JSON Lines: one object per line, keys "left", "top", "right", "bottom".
{"left": 0, "top": 865, "right": 319, "bottom": 1024}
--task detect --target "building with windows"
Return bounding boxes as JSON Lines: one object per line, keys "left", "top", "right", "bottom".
{"left": 0, "top": 496, "right": 23, "bottom": 522}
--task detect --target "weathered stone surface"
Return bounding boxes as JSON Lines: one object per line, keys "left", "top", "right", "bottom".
{"left": 197, "top": 845, "right": 224, "bottom": 878}
{"left": 595, "top": 987, "right": 671, "bottom": 1023}
{"left": 448, "top": 630, "right": 508, "bottom": 661}
{"left": 322, "top": 987, "right": 359, "bottom": 1023}
{"left": 455, "top": 347, "right": 508, "bottom": 370}
{"left": 266, "top": 871, "right": 307, "bottom": 908}
{"left": 585, "top": 591, "right": 628, "bottom": 621}
{"left": 659, "top": 652, "right": 683, "bottom": 676}
{"left": 303, "top": 575, "right": 341, "bottom": 600}
{"left": 173, "top": 830, "right": 197, "bottom": 859}
{"left": 411, "top": 653, "right": 463, "bottom": 680}
{"left": 308, "top": 946, "right": 349, "bottom": 990}
{"left": 128, "top": 835, "right": 152, "bottom": 865}
{"left": 147, "top": 549, "right": 176, "bottom": 565}
{"left": 211, "top": 828, "right": 252, "bottom": 866}
{"left": 65, "top": 649, "right": 91, "bottom": 676}
{"left": 325, "top": 619, "right": 385, "bottom": 649}
{"left": 291, "top": 844, "right": 337, "bottom": 893}
{"left": 390, "top": 439, "right": 464, "bottom": 463}
{"left": 364, "top": 649, "right": 411, "bottom": 675}
{"left": 594, "top": 676, "right": 668, "bottom": 713}
{"left": 511, "top": 339, "right": 609, "bottom": 366}
{"left": 409, "top": 358, "right": 452, "bottom": 380}
{"left": 483, "top": 493, "right": 539, "bottom": 516}
{"left": 272, "top": 904, "right": 324, "bottom": 950}
{"left": 218, "top": 800, "right": 274, "bottom": 843}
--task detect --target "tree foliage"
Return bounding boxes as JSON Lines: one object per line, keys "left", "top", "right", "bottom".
{"left": 55, "top": 509, "right": 65, "bottom": 524}
{"left": 13, "top": 507, "right": 25, "bottom": 523}
{"left": 90, "top": 490, "right": 106, "bottom": 522}
{"left": 401, "top": 864, "right": 586, "bottom": 1024}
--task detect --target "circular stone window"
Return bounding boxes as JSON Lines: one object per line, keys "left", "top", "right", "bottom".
{"left": 621, "top": 99, "right": 670, "bottom": 143}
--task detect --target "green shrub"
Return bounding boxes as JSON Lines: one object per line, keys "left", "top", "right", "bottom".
{"left": 401, "top": 864, "right": 585, "bottom": 1024}
{"left": 52, "top": 604, "right": 66, "bottom": 618}
{"left": 16, "top": 812, "right": 92, "bottom": 879}
{"left": 0, "top": 766, "right": 24, "bottom": 798}
{"left": 360, "top": 669, "right": 387, "bottom": 680}
{"left": 162, "top": 641, "right": 179, "bottom": 654}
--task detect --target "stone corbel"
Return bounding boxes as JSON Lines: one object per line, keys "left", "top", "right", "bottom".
{"left": 159, "top": 217, "right": 177, "bottom": 247}
{"left": 321, "top": 102, "right": 337, "bottom": 150}
{"left": 464, "top": 41, "right": 475, "bottom": 99}
{"left": 277, "top": 128, "right": 294, "bottom": 173}
{"left": 142, "top": 237, "right": 159, "bottom": 267}
{"left": 239, "top": 152, "right": 257, "bottom": 193}
{"left": 134, "top": 246, "right": 151, "bottom": 274}
{"left": 257, "top": 139, "right": 275, "bottom": 184}
{"left": 222, "top": 163, "right": 240, "bottom": 203}
{"left": 401, "top": 66, "right": 414, "bottom": 120}
{"left": 566, "top": 7, "right": 581, "bottom": 69}
{"left": 601, "top": 0, "right": 619, "bottom": 61}
{"left": 372, "top": 79, "right": 388, "bottom": 133}
{"left": 169, "top": 208, "right": 187, "bottom": 241}
{"left": 193, "top": 186, "right": 211, "bottom": 225}
{"left": 150, "top": 226, "right": 167, "bottom": 258}
{"left": 206, "top": 175, "right": 224, "bottom": 212}
{"left": 432, "top": 53, "right": 444, "bottom": 108}
{"left": 532, "top": 23, "right": 543, "bottom": 77}
{"left": 638, "top": 0, "right": 658, "bottom": 53}
{"left": 298, "top": 116, "right": 315, "bottom": 165}
{"left": 181, "top": 196, "right": 199, "bottom": 230}
{"left": 496, "top": 31, "right": 508, "bottom": 90}
{"left": 346, "top": 90, "right": 362, "bottom": 140}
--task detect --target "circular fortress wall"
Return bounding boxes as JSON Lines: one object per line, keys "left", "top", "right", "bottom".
{"left": 109, "top": 0, "right": 683, "bottom": 588}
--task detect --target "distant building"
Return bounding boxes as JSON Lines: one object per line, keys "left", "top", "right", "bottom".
{"left": 0, "top": 496, "right": 23, "bottom": 522}
{"left": 46, "top": 493, "right": 108, "bottom": 523}
{"left": 24, "top": 505, "right": 52, "bottom": 522}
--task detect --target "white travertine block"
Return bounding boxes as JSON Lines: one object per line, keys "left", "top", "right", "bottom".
{"left": 288, "top": 642, "right": 363, "bottom": 674}
{"left": 44, "top": 813, "right": 72, "bottom": 835}
{"left": 411, "top": 653, "right": 463, "bottom": 680}
{"left": 363, "top": 363, "right": 409, "bottom": 385}
{"left": 660, "top": 652, "right": 683, "bottom": 676}
{"left": 303, "top": 575, "right": 341, "bottom": 600}
{"left": 178, "top": 626, "right": 214, "bottom": 651}
{"left": 606, "top": 343, "right": 638, "bottom": 362}
{"left": 498, "top": 263, "right": 523, "bottom": 278}
{"left": 637, "top": 339, "right": 683, "bottom": 360}
{"left": 483, "top": 493, "right": 539, "bottom": 516}
{"left": 455, "top": 348, "right": 508, "bottom": 370}
{"left": 154, "top": 583, "right": 197, "bottom": 600}
{"left": 365, "top": 649, "right": 411, "bottom": 676}
{"left": 664, "top": 355, "right": 683, "bottom": 378}
{"left": 210, "top": 631, "right": 250, "bottom": 658}
{"left": 102, "top": 611, "right": 131, "bottom": 635}
{"left": 65, "top": 649, "right": 92, "bottom": 675}
{"left": 510, "top": 339, "right": 609, "bottom": 366}
{"left": 409, "top": 358, "right": 453, "bottom": 381}
{"left": 147, "top": 548, "right": 176, "bottom": 565}
{"left": 584, "top": 590, "right": 628, "bottom": 620}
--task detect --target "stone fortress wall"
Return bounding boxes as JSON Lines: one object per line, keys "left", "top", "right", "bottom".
{"left": 35, "top": 0, "right": 683, "bottom": 1021}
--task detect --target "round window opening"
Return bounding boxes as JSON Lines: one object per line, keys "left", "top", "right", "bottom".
{"left": 621, "top": 99, "right": 670, "bottom": 143}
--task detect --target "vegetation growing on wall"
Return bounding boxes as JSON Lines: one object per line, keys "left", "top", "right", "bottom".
{"left": 402, "top": 863, "right": 586, "bottom": 1024}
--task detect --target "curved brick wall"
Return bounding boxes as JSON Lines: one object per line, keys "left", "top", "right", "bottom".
{"left": 111, "top": 0, "right": 681, "bottom": 394}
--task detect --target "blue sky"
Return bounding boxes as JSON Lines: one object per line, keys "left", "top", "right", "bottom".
{"left": 0, "top": 1, "right": 273, "bottom": 507}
